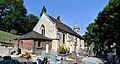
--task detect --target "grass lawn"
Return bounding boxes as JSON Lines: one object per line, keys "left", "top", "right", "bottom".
{"left": 0, "top": 30, "right": 20, "bottom": 43}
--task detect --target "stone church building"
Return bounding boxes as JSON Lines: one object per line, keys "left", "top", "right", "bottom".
{"left": 33, "top": 12, "right": 84, "bottom": 53}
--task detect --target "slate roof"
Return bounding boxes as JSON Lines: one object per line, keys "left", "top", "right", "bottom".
{"left": 17, "top": 31, "right": 52, "bottom": 41}
{"left": 48, "top": 15, "right": 83, "bottom": 39}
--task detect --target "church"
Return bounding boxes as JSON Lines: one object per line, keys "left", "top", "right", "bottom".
{"left": 33, "top": 12, "right": 84, "bottom": 53}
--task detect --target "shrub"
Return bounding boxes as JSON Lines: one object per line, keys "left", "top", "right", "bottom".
{"left": 20, "top": 52, "right": 31, "bottom": 60}
{"left": 58, "top": 45, "right": 69, "bottom": 54}
{"left": 10, "top": 29, "right": 17, "bottom": 35}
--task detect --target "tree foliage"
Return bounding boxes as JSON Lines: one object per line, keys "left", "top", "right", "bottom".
{"left": 84, "top": 0, "right": 120, "bottom": 53}
{"left": 0, "top": 0, "right": 27, "bottom": 34}
{"left": 40, "top": 6, "right": 46, "bottom": 17}
{"left": 57, "top": 16, "right": 61, "bottom": 22}
{"left": 0, "top": 0, "right": 39, "bottom": 35}
{"left": 27, "top": 14, "right": 39, "bottom": 32}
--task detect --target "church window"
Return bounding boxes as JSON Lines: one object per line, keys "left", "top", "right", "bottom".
{"left": 63, "top": 34, "right": 65, "bottom": 43}
{"left": 41, "top": 25, "right": 45, "bottom": 35}
{"left": 38, "top": 41, "right": 41, "bottom": 47}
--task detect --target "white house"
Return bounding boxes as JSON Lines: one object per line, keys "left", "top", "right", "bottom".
{"left": 33, "top": 12, "right": 84, "bottom": 53}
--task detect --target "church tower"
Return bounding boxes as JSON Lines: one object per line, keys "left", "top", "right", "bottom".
{"left": 74, "top": 23, "right": 80, "bottom": 34}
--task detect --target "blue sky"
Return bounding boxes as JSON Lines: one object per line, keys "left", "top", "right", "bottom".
{"left": 24, "top": 0, "right": 109, "bottom": 35}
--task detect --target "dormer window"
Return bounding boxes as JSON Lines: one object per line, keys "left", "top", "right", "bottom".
{"left": 41, "top": 25, "right": 45, "bottom": 35}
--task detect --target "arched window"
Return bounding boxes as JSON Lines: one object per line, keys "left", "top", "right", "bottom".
{"left": 63, "top": 34, "right": 65, "bottom": 43}
{"left": 38, "top": 41, "right": 41, "bottom": 47}
{"left": 41, "top": 25, "right": 45, "bottom": 35}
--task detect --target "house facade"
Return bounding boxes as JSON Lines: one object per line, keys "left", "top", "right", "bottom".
{"left": 14, "top": 31, "right": 52, "bottom": 54}
{"left": 33, "top": 12, "right": 84, "bottom": 53}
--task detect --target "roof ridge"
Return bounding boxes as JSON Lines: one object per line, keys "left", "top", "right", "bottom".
{"left": 48, "top": 15, "right": 71, "bottom": 28}
{"left": 46, "top": 14, "right": 83, "bottom": 39}
{"left": 44, "top": 13, "right": 72, "bottom": 29}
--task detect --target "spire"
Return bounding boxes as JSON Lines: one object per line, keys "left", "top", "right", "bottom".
{"left": 74, "top": 23, "right": 80, "bottom": 30}
{"left": 74, "top": 23, "right": 80, "bottom": 34}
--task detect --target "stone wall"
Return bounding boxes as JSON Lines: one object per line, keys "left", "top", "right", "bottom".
{"left": 33, "top": 13, "right": 84, "bottom": 53}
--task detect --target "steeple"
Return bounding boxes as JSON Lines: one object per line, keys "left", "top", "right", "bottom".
{"left": 74, "top": 23, "right": 80, "bottom": 34}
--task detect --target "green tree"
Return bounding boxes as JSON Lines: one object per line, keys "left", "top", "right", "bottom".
{"left": 57, "top": 16, "right": 61, "bottom": 21}
{"left": 83, "top": 23, "right": 99, "bottom": 46}
{"left": 84, "top": 0, "right": 120, "bottom": 57}
{"left": 0, "top": 0, "right": 28, "bottom": 34}
{"left": 40, "top": 6, "right": 46, "bottom": 17}
{"left": 0, "top": 0, "right": 8, "bottom": 31}
{"left": 27, "top": 14, "right": 39, "bottom": 32}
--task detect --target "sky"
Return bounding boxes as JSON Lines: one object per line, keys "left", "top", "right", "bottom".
{"left": 24, "top": 0, "right": 109, "bottom": 35}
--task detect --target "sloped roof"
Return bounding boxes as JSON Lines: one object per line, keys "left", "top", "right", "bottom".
{"left": 48, "top": 15, "right": 83, "bottom": 39}
{"left": 17, "top": 31, "right": 52, "bottom": 41}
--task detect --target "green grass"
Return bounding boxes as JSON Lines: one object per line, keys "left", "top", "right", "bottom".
{"left": 0, "top": 30, "right": 20, "bottom": 43}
